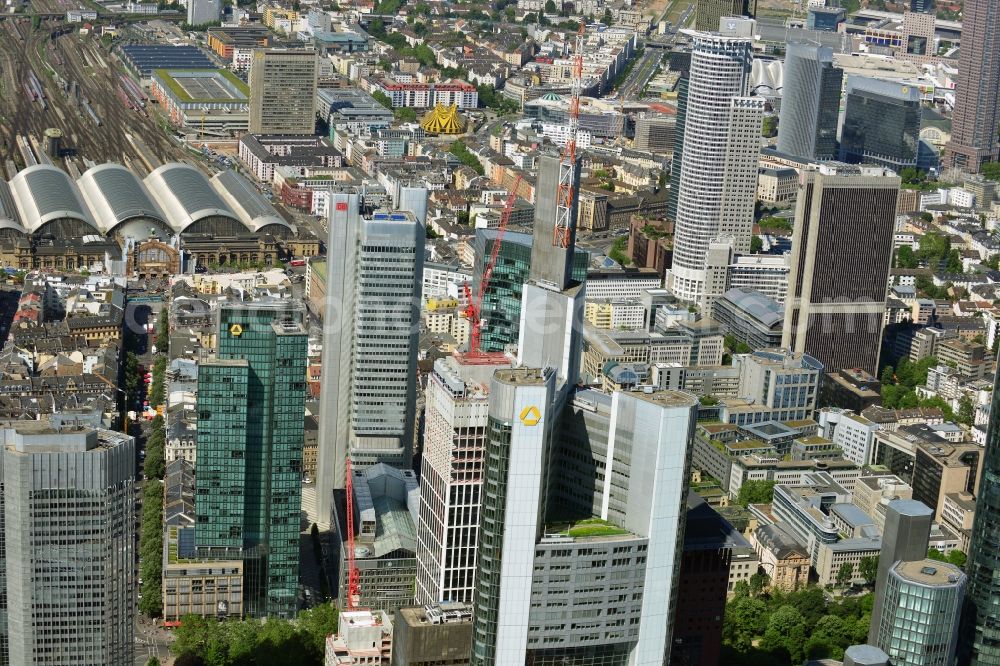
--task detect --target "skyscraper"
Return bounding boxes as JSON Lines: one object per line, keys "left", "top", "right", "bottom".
{"left": 874, "top": 560, "right": 965, "bottom": 666}
{"left": 195, "top": 299, "right": 308, "bottom": 618}
{"left": 869, "top": 500, "right": 934, "bottom": 646}
{"left": 248, "top": 49, "right": 318, "bottom": 135}
{"left": 782, "top": 163, "right": 900, "bottom": 375}
{"left": 943, "top": 0, "right": 1000, "bottom": 172}
{"left": 474, "top": 230, "right": 587, "bottom": 353}
{"left": 841, "top": 76, "right": 922, "bottom": 171}
{"left": 415, "top": 354, "right": 510, "bottom": 605}
{"left": 669, "top": 22, "right": 764, "bottom": 304}
{"left": 777, "top": 42, "right": 843, "bottom": 161}
{"left": 186, "top": 0, "right": 220, "bottom": 27}
{"left": 694, "top": 0, "right": 757, "bottom": 31}
{"left": 961, "top": 366, "right": 1000, "bottom": 665}
{"left": 316, "top": 194, "right": 425, "bottom": 525}
{"left": 470, "top": 382, "right": 699, "bottom": 664}
{"left": 0, "top": 423, "right": 136, "bottom": 665}
{"left": 910, "top": 0, "right": 932, "bottom": 12}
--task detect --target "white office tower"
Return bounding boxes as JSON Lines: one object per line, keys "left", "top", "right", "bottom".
{"left": 0, "top": 424, "right": 136, "bottom": 666}
{"left": 316, "top": 192, "right": 425, "bottom": 526}
{"left": 471, "top": 382, "right": 699, "bottom": 665}
{"left": 669, "top": 19, "right": 764, "bottom": 305}
{"left": 187, "top": 0, "right": 220, "bottom": 26}
{"left": 415, "top": 353, "right": 511, "bottom": 605}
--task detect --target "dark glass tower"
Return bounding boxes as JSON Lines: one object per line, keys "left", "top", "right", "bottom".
{"left": 475, "top": 230, "right": 587, "bottom": 353}
{"left": 195, "top": 299, "right": 308, "bottom": 618}
{"left": 840, "top": 76, "right": 921, "bottom": 171}
{"left": 961, "top": 365, "right": 1000, "bottom": 664}
{"left": 777, "top": 42, "right": 843, "bottom": 161}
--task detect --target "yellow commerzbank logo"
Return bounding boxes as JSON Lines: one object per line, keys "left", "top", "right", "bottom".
{"left": 229, "top": 324, "right": 243, "bottom": 337}
{"left": 519, "top": 406, "right": 541, "bottom": 426}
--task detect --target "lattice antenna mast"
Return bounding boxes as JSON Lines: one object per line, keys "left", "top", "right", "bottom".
{"left": 554, "top": 23, "right": 584, "bottom": 249}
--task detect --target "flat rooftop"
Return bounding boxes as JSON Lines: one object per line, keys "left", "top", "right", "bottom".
{"left": 894, "top": 559, "right": 964, "bottom": 587}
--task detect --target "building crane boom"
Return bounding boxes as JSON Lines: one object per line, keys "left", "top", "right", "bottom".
{"left": 345, "top": 458, "right": 360, "bottom": 610}
{"left": 463, "top": 174, "right": 523, "bottom": 355}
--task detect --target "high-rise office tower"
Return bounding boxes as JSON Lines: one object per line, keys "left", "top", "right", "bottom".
{"left": 666, "top": 74, "right": 688, "bottom": 222}
{"left": 840, "top": 76, "right": 922, "bottom": 171}
{"left": 874, "top": 560, "right": 965, "bottom": 666}
{"left": 669, "top": 21, "right": 764, "bottom": 305}
{"left": 694, "top": 0, "right": 757, "bottom": 31}
{"left": 471, "top": 367, "right": 556, "bottom": 666}
{"left": 474, "top": 230, "right": 587, "bottom": 353}
{"left": 961, "top": 368, "right": 1000, "bottom": 665}
{"left": 248, "top": 49, "right": 318, "bottom": 135}
{"left": 782, "top": 163, "right": 899, "bottom": 375}
{"left": 869, "top": 499, "right": 934, "bottom": 645}
{"left": 195, "top": 299, "right": 308, "bottom": 618}
{"left": 520, "top": 153, "right": 586, "bottom": 391}
{"left": 415, "top": 354, "right": 511, "bottom": 605}
{"left": 943, "top": 0, "right": 1000, "bottom": 172}
{"left": 186, "top": 0, "right": 220, "bottom": 26}
{"left": 777, "top": 42, "right": 843, "bottom": 161}
{"left": 471, "top": 382, "right": 699, "bottom": 665}
{"left": 316, "top": 194, "right": 425, "bottom": 525}
{"left": 0, "top": 423, "right": 136, "bottom": 665}
{"left": 910, "top": 0, "right": 932, "bottom": 12}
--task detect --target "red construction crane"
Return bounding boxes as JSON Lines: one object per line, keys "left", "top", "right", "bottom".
{"left": 344, "top": 458, "right": 361, "bottom": 610}
{"left": 553, "top": 23, "right": 585, "bottom": 249}
{"left": 463, "top": 174, "right": 523, "bottom": 355}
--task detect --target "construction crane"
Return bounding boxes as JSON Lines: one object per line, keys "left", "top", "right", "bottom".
{"left": 344, "top": 458, "right": 361, "bottom": 610}
{"left": 462, "top": 174, "right": 523, "bottom": 355}
{"left": 553, "top": 23, "right": 585, "bottom": 249}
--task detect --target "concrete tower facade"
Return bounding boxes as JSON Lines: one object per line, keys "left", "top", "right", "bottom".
{"left": 0, "top": 424, "right": 136, "bottom": 666}
{"left": 669, "top": 23, "right": 764, "bottom": 304}
{"left": 782, "top": 163, "right": 900, "bottom": 375}
{"left": 777, "top": 42, "right": 843, "bottom": 161}
{"left": 415, "top": 354, "right": 511, "bottom": 605}
{"left": 248, "top": 49, "right": 318, "bottom": 135}
{"left": 316, "top": 194, "right": 425, "bottom": 525}
{"left": 942, "top": 0, "right": 1000, "bottom": 172}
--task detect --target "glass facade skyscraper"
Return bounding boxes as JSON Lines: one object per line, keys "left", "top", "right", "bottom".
{"left": 777, "top": 42, "right": 843, "bottom": 161}
{"left": 474, "top": 230, "right": 587, "bottom": 353}
{"left": 874, "top": 560, "right": 965, "bottom": 666}
{"left": 840, "top": 76, "right": 921, "bottom": 171}
{"left": 195, "top": 299, "right": 308, "bottom": 618}
{"left": 961, "top": 366, "right": 1000, "bottom": 665}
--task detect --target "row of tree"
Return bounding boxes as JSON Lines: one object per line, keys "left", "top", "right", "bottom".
{"left": 139, "top": 479, "right": 164, "bottom": 617}
{"left": 170, "top": 606, "right": 338, "bottom": 666}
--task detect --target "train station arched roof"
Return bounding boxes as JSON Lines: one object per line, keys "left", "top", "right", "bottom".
{"left": 145, "top": 163, "right": 241, "bottom": 233}
{"left": 210, "top": 170, "right": 294, "bottom": 234}
{"left": 9, "top": 165, "right": 99, "bottom": 234}
{"left": 78, "top": 164, "right": 169, "bottom": 234}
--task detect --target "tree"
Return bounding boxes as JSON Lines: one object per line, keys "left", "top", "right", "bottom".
{"left": 601, "top": 8, "right": 613, "bottom": 25}
{"left": 147, "top": 658, "right": 162, "bottom": 666}
{"left": 958, "top": 396, "right": 975, "bottom": 425}
{"left": 750, "top": 236, "right": 763, "bottom": 253}
{"left": 858, "top": 555, "right": 879, "bottom": 585}
{"left": 947, "top": 549, "right": 967, "bottom": 567}
{"left": 895, "top": 245, "right": 918, "bottom": 268}
{"left": 723, "top": 595, "right": 767, "bottom": 651}
{"left": 761, "top": 115, "right": 778, "bottom": 137}
{"left": 394, "top": 107, "right": 417, "bottom": 122}
{"left": 736, "top": 480, "right": 776, "bottom": 507}
{"left": 298, "top": 604, "right": 339, "bottom": 658}
{"left": 372, "top": 90, "right": 393, "bottom": 110}
{"left": 157, "top": 308, "right": 170, "bottom": 355}
{"left": 927, "top": 547, "right": 946, "bottom": 561}
{"left": 836, "top": 561, "right": 854, "bottom": 587}
{"left": 761, "top": 605, "right": 808, "bottom": 664}
{"left": 544, "top": 0, "right": 556, "bottom": 12}
{"left": 749, "top": 571, "right": 770, "bottom": 596}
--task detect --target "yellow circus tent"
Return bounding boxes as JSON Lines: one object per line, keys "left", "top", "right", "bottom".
{"left": 420, "top": 103, "right": 467, "bottom": 134}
